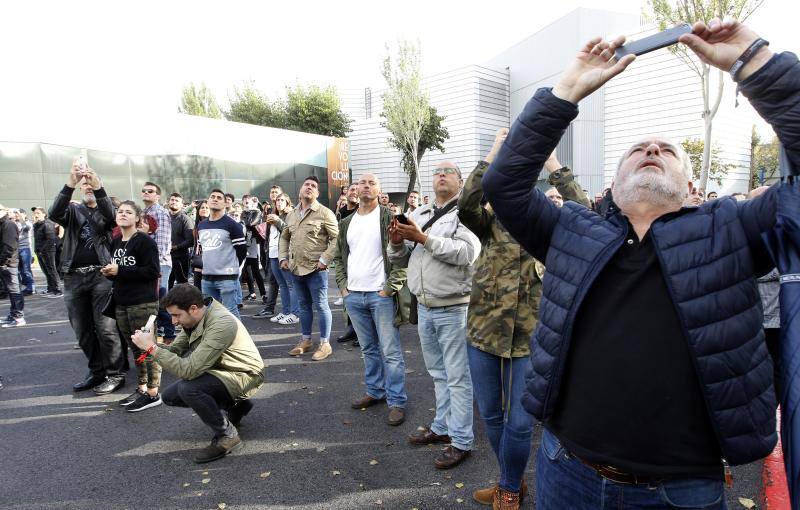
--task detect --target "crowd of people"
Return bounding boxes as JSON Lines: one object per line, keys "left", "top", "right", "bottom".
{"left": 1, "top": 18, "right": 797, "bottom": 510}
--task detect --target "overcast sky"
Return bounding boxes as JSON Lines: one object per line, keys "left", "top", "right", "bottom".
{"left": 1, "top": 0, "right": 796, "bottom": 132}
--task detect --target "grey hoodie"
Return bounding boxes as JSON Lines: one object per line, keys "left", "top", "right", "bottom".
{"left": 387, "top": 195, "right": 480, "bottom": 307}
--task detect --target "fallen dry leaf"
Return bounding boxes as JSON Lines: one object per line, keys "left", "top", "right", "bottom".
{"left": 217, "top": 504, "right": 227, "bottom": 510}
{"left": 738, "top": 498, "right": 756, "bottom": 509}
{"left": 260, "top": 471, "right": 271, "bottom": 479}
{"left": 201, "top": 478, "right": 211, "bottom": 484}
{"left": 369, "top": 459, "right": 379, "bottom": 465}
{"left": 202, "top": 471, "right": 209, "bottom": 475}
{"left": 456, "top": 498, "right": 464, "bottom": 503}
{"left": 375, "top": 499, "right": 382, "bottom": 505}
{"left": 331, "top": 470, "right": 341, "bottom": 476}
{"left": 455, "top": 482, "right": 464, "bottom": 488}
{"left": 182, "top": 483, "right": 190, "bottom": 487}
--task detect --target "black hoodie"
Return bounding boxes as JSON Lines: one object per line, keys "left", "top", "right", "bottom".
{"left": 0, "top": 216, "right": 19, "bottom": 267}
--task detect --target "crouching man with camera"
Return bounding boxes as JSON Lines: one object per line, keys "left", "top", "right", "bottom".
{"left": 131, "top": 283, "right": 264, "bottom": 463}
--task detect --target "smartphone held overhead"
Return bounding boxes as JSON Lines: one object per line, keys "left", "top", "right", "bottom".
{"left": 614, "top": 23, "right": 692, "bottom": 60}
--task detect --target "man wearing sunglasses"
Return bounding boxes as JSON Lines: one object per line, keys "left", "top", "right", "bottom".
{"left": 388, "top": 161, "right": 481, "bottom": 469}
{"left": 142, "top": 182, "right": 174, "bottom": 342}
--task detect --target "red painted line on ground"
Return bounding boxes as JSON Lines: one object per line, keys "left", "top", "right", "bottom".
{"left": 764, "top": 407, "right": 791, "bottom": 510}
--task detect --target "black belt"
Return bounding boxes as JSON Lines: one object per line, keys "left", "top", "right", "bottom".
{"left": 576, "top": 455, "right": 665, "bottom": 486}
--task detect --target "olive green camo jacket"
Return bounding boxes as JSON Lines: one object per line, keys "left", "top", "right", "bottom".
{"left": 458, "top": 161, "right": 588, "bottom": 358}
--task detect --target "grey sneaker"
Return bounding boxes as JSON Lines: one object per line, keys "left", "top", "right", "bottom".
{"left": 193, "top": 435, "right": 242, "bottom": 464}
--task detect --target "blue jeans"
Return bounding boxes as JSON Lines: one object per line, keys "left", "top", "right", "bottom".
{"left": 270, "top": 258, "right": 298, "bottom": 315}
{"left": 468, "top": 345, "right": 533, "bottom": 492}
{"left": 536, "top": 428, "right": 727, "bottom": 509}
{"left": 202, "top": 278, "right": 241, "bottom": 319}
{"left": 18, "top": 247, "right": 34, "bottom": 292}
{"left": 344, "top": 291, "right": 407, "bottom": 408}
{"left": 417, "top": 303, "right": 473, "bottom": 450}
{"left": 157, "top": 264, "right": 175, "bottom": 338}
{"left": 291, "top": 270, "right": 332, "bottom": 339}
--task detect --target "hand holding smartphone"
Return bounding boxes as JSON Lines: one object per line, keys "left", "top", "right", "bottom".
{"left": 395, "top": 213, "right": 409, "bottom": 225}
{"left": 614, "top": 23, "right": 692, "bottom": 60}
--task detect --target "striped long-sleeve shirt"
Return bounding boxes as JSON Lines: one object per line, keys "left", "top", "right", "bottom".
{"left": 198, "top": 215, "right": 247, "bottom": 278}
{"left": 145, "top": 203, "right": 172, "bottom": 267}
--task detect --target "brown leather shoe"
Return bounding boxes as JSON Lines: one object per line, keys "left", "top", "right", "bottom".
{"left": 351, "top": 394, "right": 386, "bottom": 409}
{"left": 408, "top": 427, "right": 451, "bottom": 445}
{"left": 387, "top": 407, "right": 405, "bottom": 426}
{"left": 474, "top": 480, "right": 527, "bottom": 506}
{"left": 288, "top": 339, "right": 313, "bottom": 356}
{"left": 493, "top": 486, "right": 520, "bottom": 510}
{"left": 473, "top": 484, "right": 497, "bottom": 506}
{"left": 434, "top": 445, "right": 471, "bottom": 469}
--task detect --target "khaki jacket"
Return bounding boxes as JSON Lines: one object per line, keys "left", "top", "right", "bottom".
{"left": 279, "top": 201, "right": 338, "bottom": 276}
{"left": 153, "top": 299, "right": 264, "bottom": 400}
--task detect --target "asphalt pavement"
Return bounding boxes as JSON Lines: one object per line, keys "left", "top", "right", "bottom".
{"left": 0, "top": 271, "right": 764, "bottom": 509}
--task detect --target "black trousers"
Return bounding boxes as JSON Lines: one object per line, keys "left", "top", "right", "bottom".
{"left": 168, "top": 254, "right": 190, "bottom": 288}
{"left": 64, "top": 271, "right": 124, "bottom": 378}
{"left": 36, "top": 250, "right": 61, "bottom": 293}
{"left": 162, "top": 373, "right": 235, "bottom": 438}
{"left": 241, "top": 257, "right": 266, "bottom": 296}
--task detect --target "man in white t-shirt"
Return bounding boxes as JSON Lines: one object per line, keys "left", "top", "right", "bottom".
{"left": 333, "top": 173, "right": 408, "bottom": 426}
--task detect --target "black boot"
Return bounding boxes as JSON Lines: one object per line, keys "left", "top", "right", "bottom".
{"left": 336, "top": 325, "right": 358, "bottom": 343}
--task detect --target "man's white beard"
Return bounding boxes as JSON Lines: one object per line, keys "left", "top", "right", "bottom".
{"left": 614, "top": 170, "right": 686, "bottom": 210}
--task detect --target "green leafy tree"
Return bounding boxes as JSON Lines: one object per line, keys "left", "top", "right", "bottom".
{"left": 386, "top": 106, "right": 449, "bottom": 197}
{"left": 382, "top": 39, "right": 444, "bottom": 198}
{"left": 285, "top": 84, "right": 352, "bottom": 137}
{"left": 225, "top": 82, "right": 287, "bottom": 128}
{"left": 179, "top": 83, "right": 222, "bottom": 119}
{"left": 750, "top": 126, "right": 780, "bottom": 188}
{"left": 681, "top": 137, "right": 734, "bottom": 186}
{"left": 647, "top": 0, "right": 763, "bottom": 191}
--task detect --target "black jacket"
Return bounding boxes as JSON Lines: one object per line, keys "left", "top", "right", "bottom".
{"left": 33, "top": 219, "right": 58, "bottom": 253}
{"left": 0, "top": 216, "right": 19, "bottom": 267}
{"left": 170, "top": 211, "right": 194, "bottom": 258}
{"left": 48, "top": 185, "right": 116, "bottom": 272}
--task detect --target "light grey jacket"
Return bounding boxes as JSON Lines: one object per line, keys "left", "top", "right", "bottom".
{"left": 387, "top": 195, "right": 480, "bottom": 308}
{"left": 757, "top": 268, "right": 780, "bottom": 329}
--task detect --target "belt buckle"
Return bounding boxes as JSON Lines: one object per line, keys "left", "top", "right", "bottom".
{"left": 596, "top": 464, "right": 637, "bottom": 485}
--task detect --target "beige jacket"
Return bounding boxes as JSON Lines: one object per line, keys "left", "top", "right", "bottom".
{"left": 279, "top": 201, "right": 338, "bottom": 276}
{"left": 153, "top": 299, "right": 264, "bottom": 400}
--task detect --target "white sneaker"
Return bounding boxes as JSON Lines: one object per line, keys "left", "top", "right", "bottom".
{"left": 334, "top": 297, "right": 344, "bottom": 306}
{"left": 278, "top": 314, "right": 299, "bottom": 325}
{"left": 1, "top": 317, "right": 26, "bottom": 328}
{"left": 270, "top": 313, "right": 286, "bottom": 323}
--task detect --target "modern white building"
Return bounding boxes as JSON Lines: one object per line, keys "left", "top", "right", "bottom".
{"left": 347, "top": 7, "right": 756, "bottom": 199}
{"left": 345, "top": 65, "right": 509, "bottom": 198}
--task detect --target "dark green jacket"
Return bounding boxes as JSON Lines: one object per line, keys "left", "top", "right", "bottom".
{"left": 332, "top": 205, "right": 409, "bottom": 326}
{"left": 458, "top": 161, "right": 588, "bottom": 358}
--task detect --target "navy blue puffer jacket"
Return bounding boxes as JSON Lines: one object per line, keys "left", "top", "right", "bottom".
{"left": 483, "top": 52, "right": 800, "bottom": 465}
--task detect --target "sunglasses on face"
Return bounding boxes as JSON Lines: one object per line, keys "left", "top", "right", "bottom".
{"left": 141, "top": 189, "right": 157, "bottom": 194}
{"left": 433, "top": 168, "right": 459, "bottom": 176}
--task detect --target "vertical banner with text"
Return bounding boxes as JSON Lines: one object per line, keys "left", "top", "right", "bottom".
{"left": 327, "top": 137, "right": 350, "bottom": 207}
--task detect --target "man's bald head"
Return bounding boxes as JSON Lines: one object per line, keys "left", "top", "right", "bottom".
{"left": 357, "top": 173, "right": 381, "bottom": 204}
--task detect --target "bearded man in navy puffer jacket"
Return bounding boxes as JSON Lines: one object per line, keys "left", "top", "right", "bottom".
{"left": 483, "top": 18, "right": 799, "bottom": 510}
